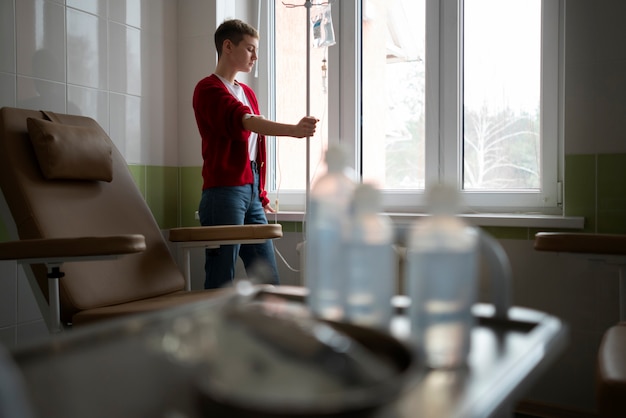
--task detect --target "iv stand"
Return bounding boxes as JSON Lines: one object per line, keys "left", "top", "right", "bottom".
{"left": 282, "top": 0, "right": 329, "bottom": 235}
{"left": 304, "top": 0, "right": 312, "bottom": 232}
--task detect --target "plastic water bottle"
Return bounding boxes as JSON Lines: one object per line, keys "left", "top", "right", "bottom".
{"left": 305, "top": 144, "right": 355, "bottom": 320}
{"left": 344, "top": 183, "right": 395, "bottom": 329}
{"left": 405, "top": 184, "right": 479, "bottom": 368}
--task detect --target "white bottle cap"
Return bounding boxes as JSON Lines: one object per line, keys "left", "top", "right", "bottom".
{"left": 426, "top": 183, "right": 461, "bottom": 215}
{"left": 325, "top": 144, "right": 347, "bottom": 173}
{"left": 353, "top": 183, "right": 381, "bottom": 214}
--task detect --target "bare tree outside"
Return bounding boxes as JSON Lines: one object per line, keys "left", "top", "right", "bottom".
{"left": 463, "top": 0, "right": 542, "bottom": 191}
{"left": 463, "top": 106, "right": 540, "bottom": 190}
{"left": 276, "top": 0, "right": 542, "bottom": 195}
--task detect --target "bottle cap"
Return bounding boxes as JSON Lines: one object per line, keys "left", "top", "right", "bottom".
{"left": 325, "top": 144, "right": 347, "bottom": 173}
{"left": 353, "top": 183, "right": 381, "bottom": 214}
{"left": 426, "top": 183, "right": 461, "bottom": 215}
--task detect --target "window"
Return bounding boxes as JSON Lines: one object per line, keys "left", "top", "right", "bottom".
{"left": 270, "top": 0, "right": 330, "bottom": 209}
{"left": 269, "top": 0, "right": 563, "bottom": 214}
{"left": 362, "top": 0, "right": 426, "bottom": 204}
{"left": 463, "top": 0, "right": 542, "bottom": 192}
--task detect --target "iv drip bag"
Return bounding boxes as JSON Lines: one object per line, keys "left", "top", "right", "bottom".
{"left": 311, "top": 3, "right": 336, "bottom": 48}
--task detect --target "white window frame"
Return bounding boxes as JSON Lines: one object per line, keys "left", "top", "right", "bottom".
{"left": 266, "top": 0, "right": 564, "bottom": 215}
{"left": 443, "top": 0, "right": 563, "bottom": 213}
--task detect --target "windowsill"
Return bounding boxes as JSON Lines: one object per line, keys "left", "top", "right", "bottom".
{"left": 270, "top": 211, "right": 585, "bottom": 230}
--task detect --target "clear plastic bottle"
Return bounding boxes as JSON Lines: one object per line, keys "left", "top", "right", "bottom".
{"left": 405, "top": 184, "right": 479, "bottom": 369}
{"left": 344, "top": 183, "right": 395, "bottom": 329}
{"left": 305, "top": 144, "right": 355, "bottom": 320}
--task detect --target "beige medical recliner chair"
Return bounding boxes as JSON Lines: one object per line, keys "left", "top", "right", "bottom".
{"left": 534, "top": 232, "right": 626, "bottom": 417}
{"left": 0, "top": 107, "right": 282, "bottom": 333}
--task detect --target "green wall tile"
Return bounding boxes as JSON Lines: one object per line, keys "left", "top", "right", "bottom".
{"left": 564, "top": 154, "right": 596, "bottom": 232}
{"left": 280, "top": 221, "right": 303, "bottom": 233}
{"left": 597, "top": 153, "right": 626, "bottom": 233}
{"left": 127, "top": 164, "right": 146, "bottom": 198}
{"left": 146, "top": 166, "right": 179, "bottom": 229}
{"left": 480, "top": 226, "right": 530, "bottom": 240}
{"left": 126, "top": 153, "right": 624, "bottom": 238}
{"left": 180, "top": 166, "right": 203, "bottom": 227}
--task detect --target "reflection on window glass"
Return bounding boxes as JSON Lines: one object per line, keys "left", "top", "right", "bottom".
{"left": 463, "top": 0, "right": 541, "bottom": 190}
{"left": 362, "top": 0, "right": 426, "bottom": 190}
{"left": 275, "top": 0, "right": 329, "bottom": 191}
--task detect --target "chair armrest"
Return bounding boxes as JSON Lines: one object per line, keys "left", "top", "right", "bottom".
{"left": 0, "top": 234, "right": 146, "bottom": 333}
{"left": 0, "top": 235, "right": 146, "bottom": 264}
{"left": 534, "top": 232, "right": 626, "bottom": 256}
{"left": 168, "top": 224, "right": 283, "bottom": 291}
{"left": 168, "top": 224, "right": 282, "bottom": 243}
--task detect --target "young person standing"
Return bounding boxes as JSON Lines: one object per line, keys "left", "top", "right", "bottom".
{"left": 193, "top": 19, "right": 318, "bottom": 289}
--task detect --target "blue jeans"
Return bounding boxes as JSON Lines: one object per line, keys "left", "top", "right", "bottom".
{"left": 198, "top": 163, "right": 279, "bottom": 289}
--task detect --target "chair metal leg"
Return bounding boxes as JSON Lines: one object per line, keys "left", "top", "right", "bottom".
{"left": 183, "top": 247, "right": 191, "bottom": 291}
{"left": 46, "top": 264, "right": 64, "bottom": 333}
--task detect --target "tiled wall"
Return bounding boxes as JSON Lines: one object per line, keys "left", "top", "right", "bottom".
{"left": 566, "top": 154, "right": 626, "bottom": 234}
{"left": 128, "top": 165, "right": 181, "bottom": 229}
{"left": 0, "top": 0, "right": 178, "bottom": 348}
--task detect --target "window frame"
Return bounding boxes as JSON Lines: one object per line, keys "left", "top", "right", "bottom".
{"left": 266, "top": 0, "right": 564, "bottom": 215}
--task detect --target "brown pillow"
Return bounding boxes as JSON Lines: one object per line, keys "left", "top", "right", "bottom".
{"left": 26, "top": 117, "right": 113, "bottom": 182}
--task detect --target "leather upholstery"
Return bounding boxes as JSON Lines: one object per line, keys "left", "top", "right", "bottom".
{"left": 597, "top": 323, "right": 626, "bottom": 417}
{"left": 534, "top": 232, "right": 626, "bottom": 256}
{"left": 26, "top": 117, "right": 113, "bottom": 182}
{"left": 0, "top": 235, "right": 146, "bottom": 261}
{"left": 71, "top": 288, "right": 230, "bottom": 326}
{"left": 169, "top": 224, "right": 282, "bottom": 242}
{"left": 0, "top": 107, "right": 196, "bottom": 324}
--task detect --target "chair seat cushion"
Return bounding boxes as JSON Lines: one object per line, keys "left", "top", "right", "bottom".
{"left": 71, "top": 289, "right": 229, "bottom": 326}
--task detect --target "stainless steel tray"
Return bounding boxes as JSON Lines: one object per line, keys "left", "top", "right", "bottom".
{"left": 6, "top": 286, "right": 567, "bottom": 418}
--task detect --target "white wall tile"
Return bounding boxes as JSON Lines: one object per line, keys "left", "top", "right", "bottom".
{"left": 16, "top": 75, "right": 66, "bottom": 113}
{"left": 0, "top": 72, "right": 16, "bottom": 108}
{"left": 178, "top": 35, "right": 213, "bottom": 167}
{"left": 68, "top": 84, "right": 109, "bottom": 125}
{"left": 109, "top": 92, "right": 142, "bottom": 163}
{"left": 109, "top": 0, "right": 141, "bottom": 29}
{"left": 0, "top": 0, "right": 15, "bottom": 74}
{"left": 67, "top": 0, "right": 107, "bottom": 17}
{"left": 141, "top": 0, "right": 178, "bottom": 166}
{"left": 109, "top": 22, "right": 141, "bottom": 96}
{"left": 179, "top": 0, "right": 217, "bottom": 39}
{"left": 67, "top": 8, "right": 108, "bottom": 90}
{"left": 0, "top": 327, "right": 16, "bottom": 349}
{"left": 0, "top": 262, "right": 17, "bottom": 329}
{"left": 16, "top": 0, "right": 65, "bottom": 82}
{"left": 16, "top": 320, "right": 48, "bottom": 347}
{"left": 17, "top": 267, "right": 43, "bottom": 324}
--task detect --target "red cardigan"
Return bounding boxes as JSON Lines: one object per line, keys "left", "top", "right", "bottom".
{"left": 192, "top": 74, "right": 269, "bottom": 206}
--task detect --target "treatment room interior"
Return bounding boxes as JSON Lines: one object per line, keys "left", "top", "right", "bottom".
{"left": 1, "top": 0, "right": 625, "bottom": 416}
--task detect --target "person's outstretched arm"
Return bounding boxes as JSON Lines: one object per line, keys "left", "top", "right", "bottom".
{"left": 243, "top": 115, "right": 318, "bottom": 138}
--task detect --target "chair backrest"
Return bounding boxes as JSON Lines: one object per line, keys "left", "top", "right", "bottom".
{"left": 0, "top": 107, "right": 185, "bottom": 324}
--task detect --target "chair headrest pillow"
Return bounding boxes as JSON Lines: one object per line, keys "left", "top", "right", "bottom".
{"left": 26, "top": 117, "right": 113, "bottom": 182}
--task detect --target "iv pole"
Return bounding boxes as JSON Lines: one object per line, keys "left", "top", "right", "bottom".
{"left": 305, "top": 1, "right": 312, "bottom": 225}
{"left": 282, "top": 0, "right": 331, "bottom": 233}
